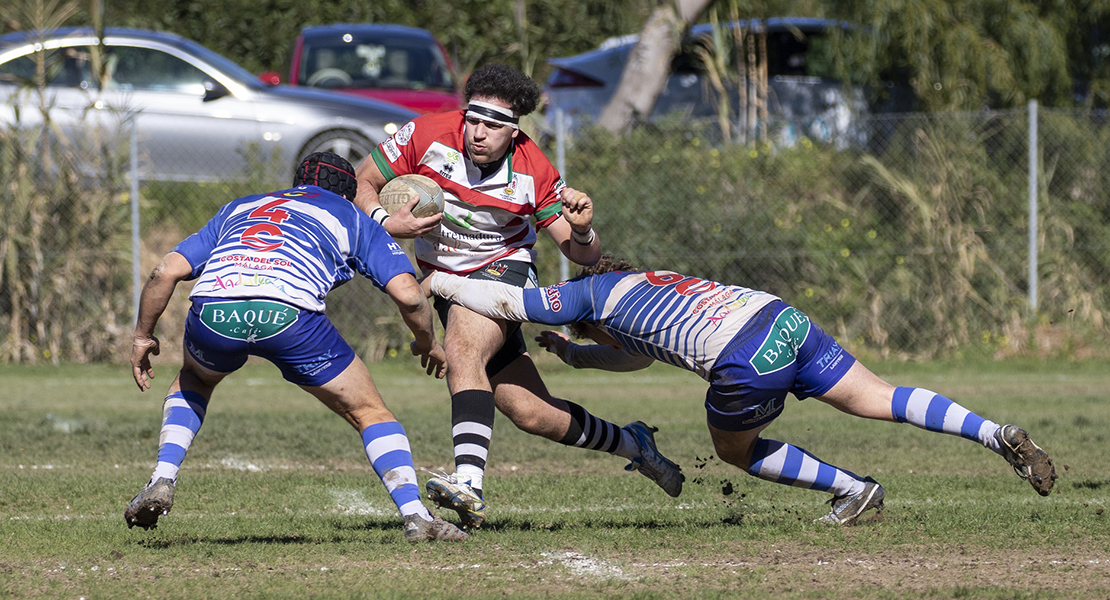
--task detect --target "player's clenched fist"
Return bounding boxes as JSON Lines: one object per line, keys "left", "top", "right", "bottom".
{"left": 560, "top": 187, "right": 593, "bottom": 229}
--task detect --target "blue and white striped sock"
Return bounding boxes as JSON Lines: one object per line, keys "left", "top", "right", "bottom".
{"left": 747, "top": 438, "right": 867, "bottom": 497}
{"left": 362, "top": 421, "right": 432, "bottom": 520}
{"left": 150, "top": 390, "right": 208, "bottom": 482}
{"left": 891, "top": 387, "right": 1001, "bottom": 452}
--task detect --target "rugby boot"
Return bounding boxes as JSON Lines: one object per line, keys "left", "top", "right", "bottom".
{"left": 817, "top": 476, "right": 884, "bottom": 525}
{"left": 426, "top": 473, "right": 486, "bottom": 529}
{"left": 403, "top": 514, "right": 469, "bottom": 543}
{"left": 623, "top": 421, "right": 684, "bottom": 497}
{"left": 124, "top": 477, "right": 175, "bottom": 530}
{"left": 995, "top": 424, "right": 1057, "bottom": 496}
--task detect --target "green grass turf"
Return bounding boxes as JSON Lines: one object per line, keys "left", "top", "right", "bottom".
{"left": 1, "top": 358, "right": 1107, "bottom": 599}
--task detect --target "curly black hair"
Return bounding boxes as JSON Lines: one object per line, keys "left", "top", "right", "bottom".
{"left": 574, "top": 254, "right": 639, "bottom": 279}
{"left": 567, "top": 255, "right": 640, "bottom": 339}
{"left": 464, "top": 63, "right": 541, "bottom": 116}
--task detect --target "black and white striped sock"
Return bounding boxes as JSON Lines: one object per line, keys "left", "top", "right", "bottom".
{"left": 560, "top": 401, "right": 635, "bottom": 460}
{"left": 451, "top": 389, "right": 495, "bottom": 496}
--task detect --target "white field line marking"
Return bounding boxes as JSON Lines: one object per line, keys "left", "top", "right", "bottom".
{"left": 217, "top": 457, "right": 263, "bottom": 472}
{"left": 330, "top": 488, "right": 389, "bottom": 516}
{"left": 540, "top": 551, "right": 633, "bottom": 580}
{"left": 424, "top": 552, "right": 636, "bottom": 580}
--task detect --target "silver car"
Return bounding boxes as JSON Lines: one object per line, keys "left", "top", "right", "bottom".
{"left": 0, "top": 27, "right": 416, "bottom": 181}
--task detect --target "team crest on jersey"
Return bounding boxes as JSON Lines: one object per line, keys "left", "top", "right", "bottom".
{"left": 482, "top": 263, "right": 508, "bottom": 278}
{"left": 395, "top": 122, "right": 415, "bottom": 146}
{"left": 446, "top": 150, "right": 461, "bottom": 164}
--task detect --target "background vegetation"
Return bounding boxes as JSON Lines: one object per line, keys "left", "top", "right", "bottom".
{"left": 3, "top": 0, "right": 1110, "bottom": 363}
{"left": 3, "top": 0, "right": 1110, "bottom": 110}
{"left": 543, "top": 108, "right": 1110, "bottom": 360}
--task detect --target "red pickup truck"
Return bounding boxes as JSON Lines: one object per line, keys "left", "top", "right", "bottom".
{"left": 261, "top": 23, "right": 462, "bottom": 114}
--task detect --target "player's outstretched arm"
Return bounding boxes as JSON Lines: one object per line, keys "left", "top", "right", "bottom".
{"left": 384, "top": 273, "right": 447, "bottom": 378}
{"left": 535, "top": 330, "right": 655, "bottom": 372}
{"left": 354, "top": 156, "right": 440, "bottom": 239}
{"left": 131, "top": 252, "right": 192, "bottom": 391}
{"left": 547, "top": 186, "right": 601, "bottom": 266}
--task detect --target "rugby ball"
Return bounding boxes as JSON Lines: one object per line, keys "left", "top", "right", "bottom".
{"left": 378, "top": 174, "right": 444, "bottom": 218}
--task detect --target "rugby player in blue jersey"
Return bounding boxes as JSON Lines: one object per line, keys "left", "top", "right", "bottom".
{"left": 124, "top": 152, "right": 467, "bottom": 542}
{"left": 425, "top": 255, "right": 1057, "bottom": 525}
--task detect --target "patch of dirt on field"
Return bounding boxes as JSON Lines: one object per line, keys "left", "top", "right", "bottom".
{"left": 12, "top": 542, "right": 1110, "bottom": 599}
{"left": 638, "top": 541, "right": 1110, "bottom": 596}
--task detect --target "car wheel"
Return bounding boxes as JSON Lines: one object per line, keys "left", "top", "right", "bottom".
{"left": 299, "top": 130, "right": 374, "bottom": 168}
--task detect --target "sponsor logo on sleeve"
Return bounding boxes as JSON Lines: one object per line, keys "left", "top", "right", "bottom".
{"left": 544, "top": 286, "right": 562, "bottom": 312}
{"left": 382, "top": 139, "right": 401, "bottom": 162}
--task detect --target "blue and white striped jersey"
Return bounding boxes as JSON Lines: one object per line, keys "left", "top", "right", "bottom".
{"left": 174, "top": 185, "right": 414, "bottom": 312}
{"left": 430, "top": 270, "right": 779, "bottom": 380}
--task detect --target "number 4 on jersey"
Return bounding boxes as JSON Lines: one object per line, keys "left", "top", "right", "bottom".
{"left": 240, "top": 199, "right": 290, "bottom": 252}
{"left": 249, "top": 199, "right": 291, "bottom": 223}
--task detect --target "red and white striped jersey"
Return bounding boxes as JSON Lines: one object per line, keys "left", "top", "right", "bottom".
{"left": 368, "top": 111, "right": 566, "bottom": 274}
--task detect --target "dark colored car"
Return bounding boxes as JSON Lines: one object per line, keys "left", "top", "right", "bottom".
{"left": 545, "top": 18, "right": 910, "bottom": 146}
{"left": 0, "top": 27, "right": 417, "bottom": 181}
{"left": 262, "top": 24, "right": 461, "bottom": 114}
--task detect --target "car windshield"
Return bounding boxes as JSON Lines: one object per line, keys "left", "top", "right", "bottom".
{"left": 298, "top": 37, "right": 454, "bottom": 91}
{"left": 172, "top": 36, "right": 265, "bottom": 89}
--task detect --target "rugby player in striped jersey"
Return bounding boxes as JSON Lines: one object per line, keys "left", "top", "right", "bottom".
{"left": 125, "top": 152, "right": 466, "bottom": 542}
{"left": 426, "top": 255, "right": 1057, "bottom": 525}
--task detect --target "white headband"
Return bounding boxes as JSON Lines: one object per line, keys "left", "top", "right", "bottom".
{"left": 466, "top": 100, "right": 519, "bottom": 129}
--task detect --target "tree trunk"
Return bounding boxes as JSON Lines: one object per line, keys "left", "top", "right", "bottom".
{"left": 597, "top": 0, "right": 714, "bottom": 133}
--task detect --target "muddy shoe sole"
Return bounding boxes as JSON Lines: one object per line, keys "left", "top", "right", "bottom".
{"left": 124, "top": 477, "right": 176, "bottom": 530}
{"left": 997, "top": 425, "right": 1057, "bottom": 496}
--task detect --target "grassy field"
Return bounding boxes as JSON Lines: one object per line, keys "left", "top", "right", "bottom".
{"left": 1, "top": 357, "right": 1107, "bottom": 599}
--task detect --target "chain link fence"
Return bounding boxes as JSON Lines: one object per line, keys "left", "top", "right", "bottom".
{"left": 2, "top": 105, "right": 1108, "bottom": 364}
{"left": 555, "top": 106, "right": 1110, "bottom": 359}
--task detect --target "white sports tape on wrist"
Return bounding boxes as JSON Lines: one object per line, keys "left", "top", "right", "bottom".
{"left": 370, "top": 207, "right": 390, "bottom": 225}
{"left": 571, "top": 228, "right": 595, "bottom": 245}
